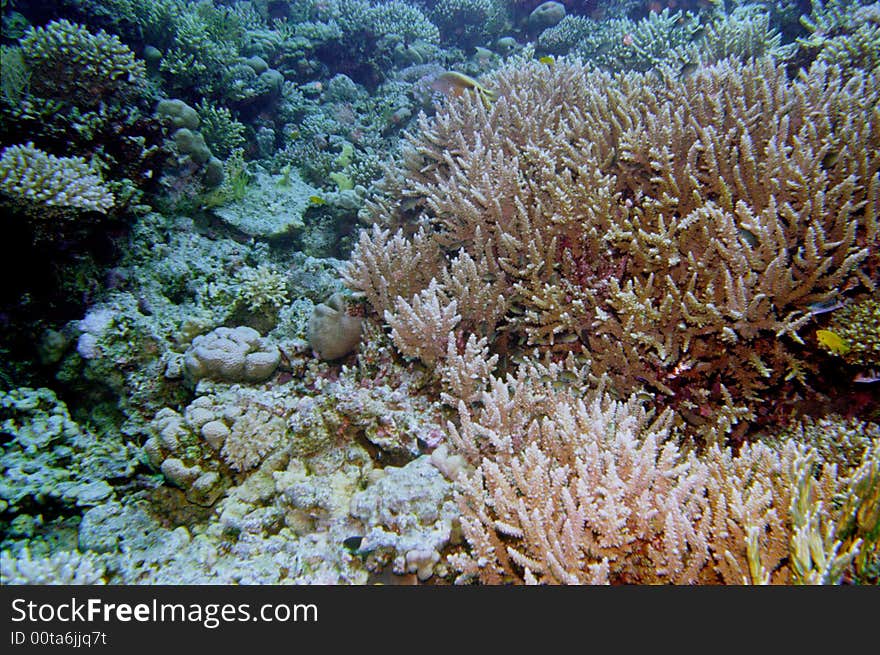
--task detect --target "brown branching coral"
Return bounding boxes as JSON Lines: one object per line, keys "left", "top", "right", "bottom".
{"left": 346, "top": 56, "right": 880, "bottom": 439}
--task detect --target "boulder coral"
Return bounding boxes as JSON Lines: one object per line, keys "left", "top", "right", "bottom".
{"left": 183, "top": 325, "right": 280, "bottom": 383}
{"left": 308, "top": 292, "right": 363, "bottom": 361}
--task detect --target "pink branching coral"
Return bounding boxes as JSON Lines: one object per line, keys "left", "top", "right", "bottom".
{"left": 345, "top": 56, "right": 880, "bottom": 440}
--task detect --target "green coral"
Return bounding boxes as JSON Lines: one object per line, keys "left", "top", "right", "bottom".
{"left": 799, "top": 0, "right": 880, "bottom": 71}
{"left": 361, "top": 0, "right": 440, "bottom": 45}
{"left": 538, "top": 9, "right": 702, "bottom": 73}
{"left": 702, "top": 6, "right": 798, "bottom": 63}
{"left": 828, "top": 294, "right": 880, "bottom": 367}
{"left": 430, "top": 0, "right": 509, "bottom": 48}
{"left": 19, "top": 19, "right": 146, "bottom": 107}
{"left": 0, "top": 142, "right": 115, "bottom": 217}
{"left": 235, "top": 264, "right": 291, "bottom": 313}
{"left": 0, "top": 387, "right": 135, "bottom": 514}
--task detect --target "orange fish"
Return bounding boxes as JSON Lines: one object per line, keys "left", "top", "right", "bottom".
{"left": 429, "top": 71, "right": 498, "bottom": 106}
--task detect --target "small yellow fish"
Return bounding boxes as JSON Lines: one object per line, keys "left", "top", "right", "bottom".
{"left": 816, "top": 329, "right": 850, "bottom": 356}
{"left": 538, "top": 55, "right": 555, "bottom": 65}
{"left": 429, "top": 71, "right": 498, "bottom": 106}
{"left": 309, "top": 195, "right": 326, "bottom": 206}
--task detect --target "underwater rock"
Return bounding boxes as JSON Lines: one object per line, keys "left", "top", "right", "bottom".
{"left": 202, "top": 156, "right": 225, "bottom": 188}
{"left": 495, "top": 36, "right": 519, "bottom": 56}
{"left": 244, "top": 55, "right": 269, "bottom": 74}
{"left": 145, "top": 405, "right": 230, "bottom": 506}
{"left": 307, "top": 293, "right": 362, "bottom": 361}
{"left": 0, "top": 548, "right": 107, "bottom": 585}
{"left": 0, "top": 387, "right": 134, "bottom": 513}
{"left": 212, "top": 169, "right": 318, "bottom": 238}
{"left": 529, "top": 1, "right": 566, "bottom": 31}
{"left": 142, "top": 45, "right": 162, "bottom": 66}
{"left": 173, "top": 128, "right": 211, "bottom": 164}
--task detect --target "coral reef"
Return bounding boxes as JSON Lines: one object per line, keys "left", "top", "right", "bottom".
{"left": 183, "top": 326, "right": 281, "bottom": 384}
{"left": 347, "top": 55, "right": 879, "bottom": 440}
{"left": 445, "top": 362, "right": 879, "bottom": 584}
{"left": 2, "top": 0, "right": 878, "bottom": 589}
{"left": 0, "top": 142, "right": 115, "bottom": 218}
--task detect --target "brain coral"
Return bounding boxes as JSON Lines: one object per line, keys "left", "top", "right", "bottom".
{"left": 183, "top": 326, "right": 280, "bottom": 383}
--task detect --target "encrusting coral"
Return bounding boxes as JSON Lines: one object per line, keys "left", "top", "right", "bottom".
{"left": 346, "top": 55, "right": 880, "bottom": 440}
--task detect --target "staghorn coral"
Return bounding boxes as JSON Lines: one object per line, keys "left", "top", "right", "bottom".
{"left": 384, "top": 279, "right": 461, "bottom": 367}
{"left": 447, "top": 362, "right": 710, "bottom": 585}
{"left": 700, "top": 6, "right": 798, "bottom": 64}
{"left": 446, "top": 362, "right": 880, "bottom": 584}
{"left": 799, "top": 0, "right": 880, "bottom": 72}
{"left": 347, "top": 56, "right": 880, "bottom": 439}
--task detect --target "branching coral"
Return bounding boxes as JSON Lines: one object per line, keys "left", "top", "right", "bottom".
{"left": 19, "top": 18, "right": 146, "bottom": 107}
{"left": 0, "top": 142, "right": 115, "bottom": 217}
{"left": 347, "top": 56, "right": 880, "bottom": 439}
{"left": 701, "top": 5, "right": 798, "bottom": 63}
{"left": 537, "top": 9, "right": 702, "bottom": 72}
{"left": 446, "top": 363, "right": 880, "bottom": 584}
{"left": 430, "top": 0, "right": 509, "bottom": 48}
{"left": 799, "top": 0, "right": 880, "bottom": 72}
{"left": 235, "top": 264, "right": 291, "bottom": 314}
